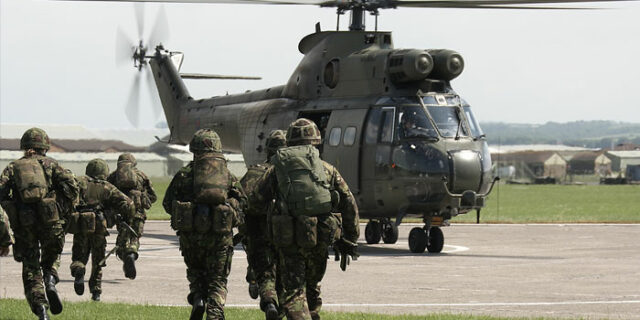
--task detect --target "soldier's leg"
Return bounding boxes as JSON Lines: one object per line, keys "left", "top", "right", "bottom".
{"left": 180, "top": 235, "right": 206, "bottom": 319}
{"left": 70, "top": 232, "right": 90, "bottom": 295}
{"left": 14, "top": 231, "right": 49, "bottom": 314}
{"left": 116, "top": 218, "right": 142, "bottom": 279}
{"left": 89, "top": 234, "right": 107, "bottom": 298}
{"left": 303, "top": 243, "right": 329, "bottom": 320}
{"left": 277, "top": 246, "right": 311, "bottom": 320}
{"left": 204, "top": 246, "right": 233, "bottom": 320}
{"left": 39, "top": 225, "right": 65, "bottom": 314}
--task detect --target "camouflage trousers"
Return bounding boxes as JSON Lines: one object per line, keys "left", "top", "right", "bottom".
{"left": 245, "top": 214, "right": 280, "bottom": 311}
{"left": 180, "top": 232, "right": 234, "bottom": 320}
{"left": 116, "top": 216, "right": 144, "bottom": 259}
{"left": 70, "top": 231, "right": 108, "bottom": 294}
{"left": 277, "top": 242, "right": 329, "bottom": 320}
{"left": 12, "top": 223, "right": 65, "bottom": 314}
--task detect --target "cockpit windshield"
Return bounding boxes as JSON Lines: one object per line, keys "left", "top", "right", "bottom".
{"left": 397, "top": 106, "right": 437, "bottom": 140}
{"left": 463, "top": 105, "right": 484, "bottom": 139}
{"left": 426, "top": 106, "right": 467, "bottom": 138}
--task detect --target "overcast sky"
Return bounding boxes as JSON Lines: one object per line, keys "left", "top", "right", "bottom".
{"left": 1, "top": 0, "right": 639, "bottom": 129}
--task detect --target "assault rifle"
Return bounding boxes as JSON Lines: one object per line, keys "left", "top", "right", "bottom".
{"left": 98, "top": 214, "right": 138, "bottom": 267}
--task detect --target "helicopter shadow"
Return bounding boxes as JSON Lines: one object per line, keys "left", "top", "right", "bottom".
{"left": 353, "top": 244, "right": 562, "bottom": 261}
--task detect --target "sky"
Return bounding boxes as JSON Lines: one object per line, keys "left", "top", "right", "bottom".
{"left": 1, "top": 0, "right": 639, "bottom": 129}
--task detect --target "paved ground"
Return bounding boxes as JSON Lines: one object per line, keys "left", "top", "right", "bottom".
{"left": 1, "top": 222, "right": 639, "bottom": 319}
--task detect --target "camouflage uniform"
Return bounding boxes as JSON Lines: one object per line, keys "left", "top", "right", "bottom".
{"left": 163, "top": 129, "right": 246, "bottom": 320}
{"left": 0, "top": 128, "right": 79, "bottom": 319}
{"left": 70, "top": 159, "right": 135, "bottom": 300}
{"left": 0, "top": 206, "right": 14, "bottom": 256}
{"left": 252, "top": 119, "right": 360, "bottom": 320}
{"left": 241, "top": 130, "right": 286, "bottom": 319}
{"left": 107, "top": 153, "right": 157, "bottom": 277}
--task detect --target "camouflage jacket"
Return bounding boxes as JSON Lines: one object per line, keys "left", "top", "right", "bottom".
{"left": 0, "top": 206, "right": 13, "bottom": 247}
{"left": 77, "top": 176, "right": 135, "bottom": 221}
{"left": 162, "top": 156, "right": 247, "bottom": 229}
{"left": 0, "top": 154, "right": 79, "bottom": 216}
{"left": 240, "top": 163, "right": 270, "bottom": 216}
{"left": 253, "top": 160, "right": 360, "bottom": 243}
{"left": 107, "top": 167, "right": 157, "bottom": 212}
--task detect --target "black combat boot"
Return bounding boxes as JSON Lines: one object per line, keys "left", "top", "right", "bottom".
{"left": 189, "top": 293, "right": 205, "bottom": 320}
{"left": 34, "top": 304, "right": 50, "bottom": 320}
{"left": 73, "top": 269, "right": 85, "bottom": 296}
{"left": 91, "top": 292, "right": 101, "bottom": 302}
{"left": 123, "top": 253, "right": 137, "bottom": 279}
{"left": 248, "top": 281, "right": 259, "bottom": 300}
{"left": 264, "top": 302, "right": 278, "bottom": 320}
{"left": 44, "top": 274, "right": 63, "bottom": 315}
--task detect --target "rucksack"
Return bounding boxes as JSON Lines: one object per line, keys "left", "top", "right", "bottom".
{"left": 13, "top": 158, "right": 49, "bottom": 203}
{"left": 193, "top": 153, "right": 230, "bottom": 205}
{"left": 113, "top": 162, "right": 137, "bottom": 190}
{"left": 272, "top": 145, "right": 332, "bottom": 216}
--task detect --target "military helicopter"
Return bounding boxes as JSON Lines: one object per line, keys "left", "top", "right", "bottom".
{"left": 65, "top": 0, "right": 631, "bottom": 253}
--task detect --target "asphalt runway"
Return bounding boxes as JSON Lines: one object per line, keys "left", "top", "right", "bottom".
{"left": 1, "top": 222, "right": 639, "bottom": 319}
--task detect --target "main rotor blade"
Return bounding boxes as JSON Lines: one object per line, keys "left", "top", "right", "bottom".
{"left": 146, "top": 68, "right": 164, "bottom": 119}
{"left": 125, "top": 73, "right": 142, "bottom": 127}
{"left": 180, "top": 73, "right": 262, "bottom": 80}
{"left": 51, "top": 0, "right": 638, "bottom": 5}
{"left": 134, "top": 2, "right": 145, "bottom": 39}
{"left": 116, "top": 26, "right": 136, "bottom": 67}
{"left": 148, "top": 5, "right": 169, "bottom": 48}
{"left": 393, "top": 0, "right": 638, "bottom": 9}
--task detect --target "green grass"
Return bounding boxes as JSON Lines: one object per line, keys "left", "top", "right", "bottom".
{"left": 0, "top": 299, "right": 567, "bottom": 320}
{"left": 148, "top": 178, "right": 640, "bottom": 223}
{"left": 454, "top": 183, "right": 640, "bottom": 223}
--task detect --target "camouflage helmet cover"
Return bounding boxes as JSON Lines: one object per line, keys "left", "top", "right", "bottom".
{"left": 20, "top": 127, "right": 51, "bottom": 150}
{"left": 286, "top": 118, "right": 321, "bottom": 145}
{"left": 117, "top": 153, "right": 137, "bottom": 166}
{"left": 190, "top": 129, "right": 222, "bottom": 153}
{"left": 265, "top": 129, "right": 286, "bottom": 152}
{"left": 86, "top": 158, "right": 110, "bottom": 180}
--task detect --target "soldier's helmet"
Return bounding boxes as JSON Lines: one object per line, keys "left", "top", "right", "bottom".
{"left": 86, "top": 159, "right": 110, "bottom": 180}
{"left": 20, "top": 127, "right": 51, "bottom": 151}
{"left": 118, "top": 153, "right": 137, "bottom": 166}
{"left": 265, "top": 130, "right": 287, "bottom": 153}
{"left": 189, "top": 129, "right": 222, "bottom": 153}
{"left": 286, "top": 118, "right": 321, "bottom": 146}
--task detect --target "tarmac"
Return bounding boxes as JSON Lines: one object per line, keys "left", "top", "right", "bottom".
{"left": 1, "top": 222, "right": 639, "bottom": 319}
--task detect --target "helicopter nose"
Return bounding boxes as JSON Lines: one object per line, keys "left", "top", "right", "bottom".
{"left": 448, "top": 150, "right": 482, "bottom": 194}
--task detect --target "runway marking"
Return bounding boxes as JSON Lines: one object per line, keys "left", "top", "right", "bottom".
{"left": 217, "top": 300, "right": 640, "bottom": 308}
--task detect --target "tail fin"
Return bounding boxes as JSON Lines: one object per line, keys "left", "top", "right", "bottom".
{"left": 148, "top": 49, "right": 190, "bottom": 144}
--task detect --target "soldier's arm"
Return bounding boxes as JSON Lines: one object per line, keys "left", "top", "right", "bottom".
{"left": 106, "top": 183, "right": 136, "bottom": 221}
{"left": 163, "top": 167, "right": 190, "bottom": 215}
{"left": 0, "top": 164, "right": 15, "bottom": 202}
{"left": 250, "top": 167, "right": 277, "bottom": 210}
{"left": 51, "top": 162, "right": 79, "bottom": 203}
{"left": 227, "top": 174, "right": 248, "bottom": 230}
{"left": 0, "top": 208, "right": 14, "bottom": 253}
{"left": 139, "top": 171, "right": 158, "bottom": 204}
{"left": 329, "top": 165, "right": 360, "bottom": 243}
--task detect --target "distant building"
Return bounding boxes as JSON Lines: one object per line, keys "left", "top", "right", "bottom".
{"left": 568, "top": 151, "right": 612, "bottom": 175}
{"left": 0, "top": 139, "right": 145, "bottom": 153}
{"left": 605, "top": 151, "right": 640, "bottom": 173}
{"left": 492, "top": 151, "right": 567, "bottom": 180}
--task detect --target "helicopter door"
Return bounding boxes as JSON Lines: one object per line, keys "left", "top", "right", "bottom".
{"left": 322, "top": 108, "right": 368, "bottom": 194}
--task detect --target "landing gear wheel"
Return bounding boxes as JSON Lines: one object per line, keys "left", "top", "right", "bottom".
{"left": 408, "top": 227, "right": 427, "bottom": 253}
{"left": 427, "top": 227, "right": 444, "bottom": 253}
{"left": 365, "top": 221, "right": 381, "bottom": 244}
{"left": 381, "top": 222, "right": 399, "bottom": 244}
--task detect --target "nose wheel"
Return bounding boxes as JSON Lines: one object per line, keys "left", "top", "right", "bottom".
{"left": 365, "top": 219, "right": 399, "bottom": 244}
{"left": 408, "top": 226, "right": 444, "bottom": 253}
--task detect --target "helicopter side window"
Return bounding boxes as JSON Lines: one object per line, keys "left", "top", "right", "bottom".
{"left": 463, "top": 105, "right": 484, "bottom": 138}
{"left": 426, "top": 106, "right": 468, "bottom": 138}
{"left": 343, "top": 127, "right": 356, "bottom": 146}
{"left": 380, "top": 108, "right": 394, "bottom": 143}
{"left": 328, "top": 127, "right": 342, "bottom": 146}
{"left": 397, "top": 106, "right": 437, "bottom": 140}
{"left": 364, "top": 108, "right": 381, "bottom": 145}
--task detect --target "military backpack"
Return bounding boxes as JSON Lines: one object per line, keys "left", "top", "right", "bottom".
{"left": 113, "top": 162, "right": 137, "bottom": 190}
{"left": 193, "top": 153, "right": 230, "bottom": 205}
{"left": 13, "top": 158, "right": 49, "bottom": 203}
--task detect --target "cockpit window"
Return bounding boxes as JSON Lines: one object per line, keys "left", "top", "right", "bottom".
{"left": 397, "top": 106, "right": 437, "bottom": 140}
{"left": 426, "top": 106, "right": 468, "bottom": 138}
{"left": 463, "top": 105, "right": 484, "bottom": 138}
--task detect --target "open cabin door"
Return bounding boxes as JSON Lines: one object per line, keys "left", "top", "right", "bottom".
{"left": 321, "top": 108, "right": 368, "bottom": 194}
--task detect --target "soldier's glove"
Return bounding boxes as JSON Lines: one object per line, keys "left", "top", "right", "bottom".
{"left": 232, "top": 233, "right": 244, "bottom": 246}
{"left": 0, "top": 246, "right": 10, "bottom": 257}
{"left": 333, "top": 238, "right": 358, "bottom": 271}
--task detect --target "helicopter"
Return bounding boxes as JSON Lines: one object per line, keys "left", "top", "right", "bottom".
{"left": 61, "top": 0, "right": 633, "bottom": 253}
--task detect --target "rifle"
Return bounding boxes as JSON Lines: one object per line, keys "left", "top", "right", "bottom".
{"left": 98, "top": 216, "right": 138, "bottom": 267}
{"left": 98, "top": 245, "right": 118, "bottom": 267}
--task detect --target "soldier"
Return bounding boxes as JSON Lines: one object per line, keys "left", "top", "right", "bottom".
{"left": 107, "top": 153, "right": 157, "bottom": 279}
{"left": 0, "top": 206, "right": 13, "bottom": 257}
{"left": 0, "top": 128, "right": 79, "bottom": 320}
{"left": 241, "top": 130, "right": 286, "bottom": 320}
{"left": 163, "top": 129, "right": 246, "bottom": 320}
{"left": 70, "top": 159, "right": 135, "bottom": 301}
{"left": 252, "top": 119, "right": 360, "bottom": 320}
